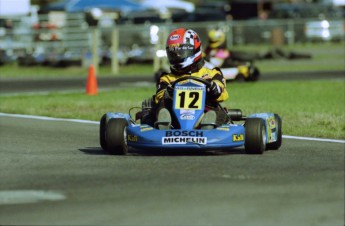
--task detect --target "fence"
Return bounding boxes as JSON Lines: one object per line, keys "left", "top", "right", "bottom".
{"left": 0, "top": 13, "right": 344, "bottom": 73}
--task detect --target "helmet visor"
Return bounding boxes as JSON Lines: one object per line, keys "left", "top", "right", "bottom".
{"left": 166, "top": 44, "right": 195, "bottom": 64}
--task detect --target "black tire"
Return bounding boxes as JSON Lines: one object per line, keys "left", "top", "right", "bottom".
{"left": 106, "top": 118, "right": 128, "bottom": 155}
{"left": 244, "top": 66, "right": 260, "bottom": 82}
{"left": 227, "top": 109, "right": 243, "bottom": 121}
{"left": 250, "top": 66, "right": 260, "bottom": 81}
{"left": 234, "top": 73, "right": 246, "bottom": 82}
{"left": 99, "top": 114, "right": 107, "bottom": 150}
{"left": 245, "top": 118, "right": 266, "bottom": 154}
{"left": 266, "top": 114, "right": 282, "bottom": 150}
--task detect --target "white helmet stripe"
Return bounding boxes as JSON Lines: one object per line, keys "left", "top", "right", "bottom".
{"left": 179, "top": 49, "right": 202, "bottom": 68}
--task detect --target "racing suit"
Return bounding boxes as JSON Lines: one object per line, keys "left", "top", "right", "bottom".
{"left": 204, "top": 47, "right": 230, "bottom": 68}
{"left": 155, "top": 66, "right": 229, "bottom": 127}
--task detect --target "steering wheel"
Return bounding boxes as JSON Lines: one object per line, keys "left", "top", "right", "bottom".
{"left": 171, "top": 76, "right": 211, "bottom": 89}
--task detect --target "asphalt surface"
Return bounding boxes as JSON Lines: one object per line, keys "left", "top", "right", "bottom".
{"left": 0, "top": 70, "right": 344, "bottom": 225}
{"left": 0, "top": 115, "right": 344, "bottom": 226}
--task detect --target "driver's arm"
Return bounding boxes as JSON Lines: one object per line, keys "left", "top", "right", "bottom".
{"left": 155, "top": 74, "right": 172, "bottom": 104}
{"left": 210, "top": 68, "right": 229, "bottom": 102}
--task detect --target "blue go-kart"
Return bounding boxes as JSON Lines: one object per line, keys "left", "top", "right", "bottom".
{"left": 100, "top": 76, "right": 282, "bottom": 155}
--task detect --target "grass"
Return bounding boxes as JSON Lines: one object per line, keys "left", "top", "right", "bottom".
{"left": 0, "top": 42, "right": 344, "bottom": 139}
{"left": 0, "top": 80, "right": 344, "bottom": 139}
{"left": 232, "top": 42, "right": 345, "bottom": 73}
{"left": 0, "top": 63, "right": 154, "bottom": 79}
{"left": 0, "top": 42, "right": 343, "bottom": 79}
{"left": 229, "top": 80, "right": 345, "bottom": 139}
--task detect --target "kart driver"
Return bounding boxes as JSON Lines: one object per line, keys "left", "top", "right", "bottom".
{"left": 155, "top": 28, "right": 229, "bottom": 130}
{"left": 203, "top": 28, "right": 257, "bottom": 81}
{"left": 204, "top": 28, "right": 231, "bottom": 68}
{"left": 204, "top": 28, "right": 258, "bottom": 67}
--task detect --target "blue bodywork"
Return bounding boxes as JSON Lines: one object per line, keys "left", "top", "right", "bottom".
{"left": 105, "top": 79, "right": 278, "bottom": 151}
{"left": 105, "top": 111, "right": 245, "bottom": 150}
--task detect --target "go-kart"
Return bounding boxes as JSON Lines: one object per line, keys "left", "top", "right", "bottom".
{"left": 100, "top": 76, "right": 282, "bottom": 155}
{"left": 204, "top": 60, "right": 260, "bottom": 82}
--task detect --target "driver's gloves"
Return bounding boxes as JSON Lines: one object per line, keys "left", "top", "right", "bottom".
{"left": 208, "top": 81, "right": 222, "bottom": 99}
{"left": 164, "top": 85, "right": 174, "bottom": 99}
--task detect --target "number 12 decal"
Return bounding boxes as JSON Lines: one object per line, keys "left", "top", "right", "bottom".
{"left": 175, "top": 90, "right": 203, "bottom": 110}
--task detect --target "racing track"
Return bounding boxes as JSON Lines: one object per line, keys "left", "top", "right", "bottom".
{"left": 0, "top": 114, "right": 344, "bottom": 225}
{"left": 0, "top": 70, "right": 344, "bottom": 225}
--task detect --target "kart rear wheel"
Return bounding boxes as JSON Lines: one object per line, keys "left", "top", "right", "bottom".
{"left": 99, "top": 114, "right": 107, "bottom": 150}
{"left": 234, "top": 73, "right": 246, "bottom": 82}
{"left": 251, "top": 66, "right": 260, "bottom": 81}
{"left": 244, "top": 66, "right": 260, "bottom": 82}
{"left": 245, "top": 118, "right": 266, "bottom": 154}
{"left": 266, "top": 114, "right": 282, "bottom": 150}
{"left": 106, "top": 118, "right": 128, "bottom": 155}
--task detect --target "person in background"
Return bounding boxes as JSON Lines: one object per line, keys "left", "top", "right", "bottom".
{"left": 203, "top": 28, "right": 231, "bottom": 68}
{"left": 203, "top": 28, "right": 261, "bottom": 81}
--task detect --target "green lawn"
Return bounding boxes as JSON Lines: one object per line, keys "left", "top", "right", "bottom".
{"left": 0, "top": 43, "right": 344, "bottom": 139}
{"left": 0, "top": 80, "right": 344, "bottom": 139}
{"left": 232, "top": 42, "right": 345, "bottom": 73}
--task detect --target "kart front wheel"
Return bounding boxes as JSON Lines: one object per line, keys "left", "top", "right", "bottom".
{"left": 266, "top": 114, "right": 282, "bottom": 150}
{"left": 106, "top": 118, "right": 128, "bottom": 155}
{"left": 245, "top": 118, "right": 266, "bottom": 154}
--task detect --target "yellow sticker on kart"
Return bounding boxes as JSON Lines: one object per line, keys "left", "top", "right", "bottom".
{"left": 175, "top": 87, "right": 203, "bottom": 110}
{"left": 266, "top": 116, "right": 276, "bottom": 142}
{"left": 233, "top": 134, "right": 244, "bottom": 142}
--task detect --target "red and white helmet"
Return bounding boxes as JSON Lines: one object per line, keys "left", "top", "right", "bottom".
{"left": 166, "top": 28, "right": 203, "bottom": 73}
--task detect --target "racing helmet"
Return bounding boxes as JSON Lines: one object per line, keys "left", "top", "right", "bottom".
{"left": 166, "top": 28, "right": 203, "bottom": 74}
{"left": 208, "top": 29, "right": 226, "bottom": 49}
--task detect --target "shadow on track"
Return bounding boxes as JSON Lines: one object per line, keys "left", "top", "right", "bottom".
{"left": 79, "top": 147, "right": 246, "bottom": 156}
{"left": 79, "top": 147, "right": 107, "bottom": 155}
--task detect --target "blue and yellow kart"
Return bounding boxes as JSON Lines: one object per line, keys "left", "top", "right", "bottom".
{"left": 100, "top": 77, "right": 282, "bottom": 155}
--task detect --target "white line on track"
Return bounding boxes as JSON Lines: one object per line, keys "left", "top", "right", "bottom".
{"left": 0, "top": 112, "right": 98, "bottom": 125}
{"left": 282, "top": 135, "right": 345, "bottom": 144}
{"left": 1, "top": 112, "right": 344, "bottom": 144}
{"left": 0, "top": 190, "right": 65, "bottom": 205}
